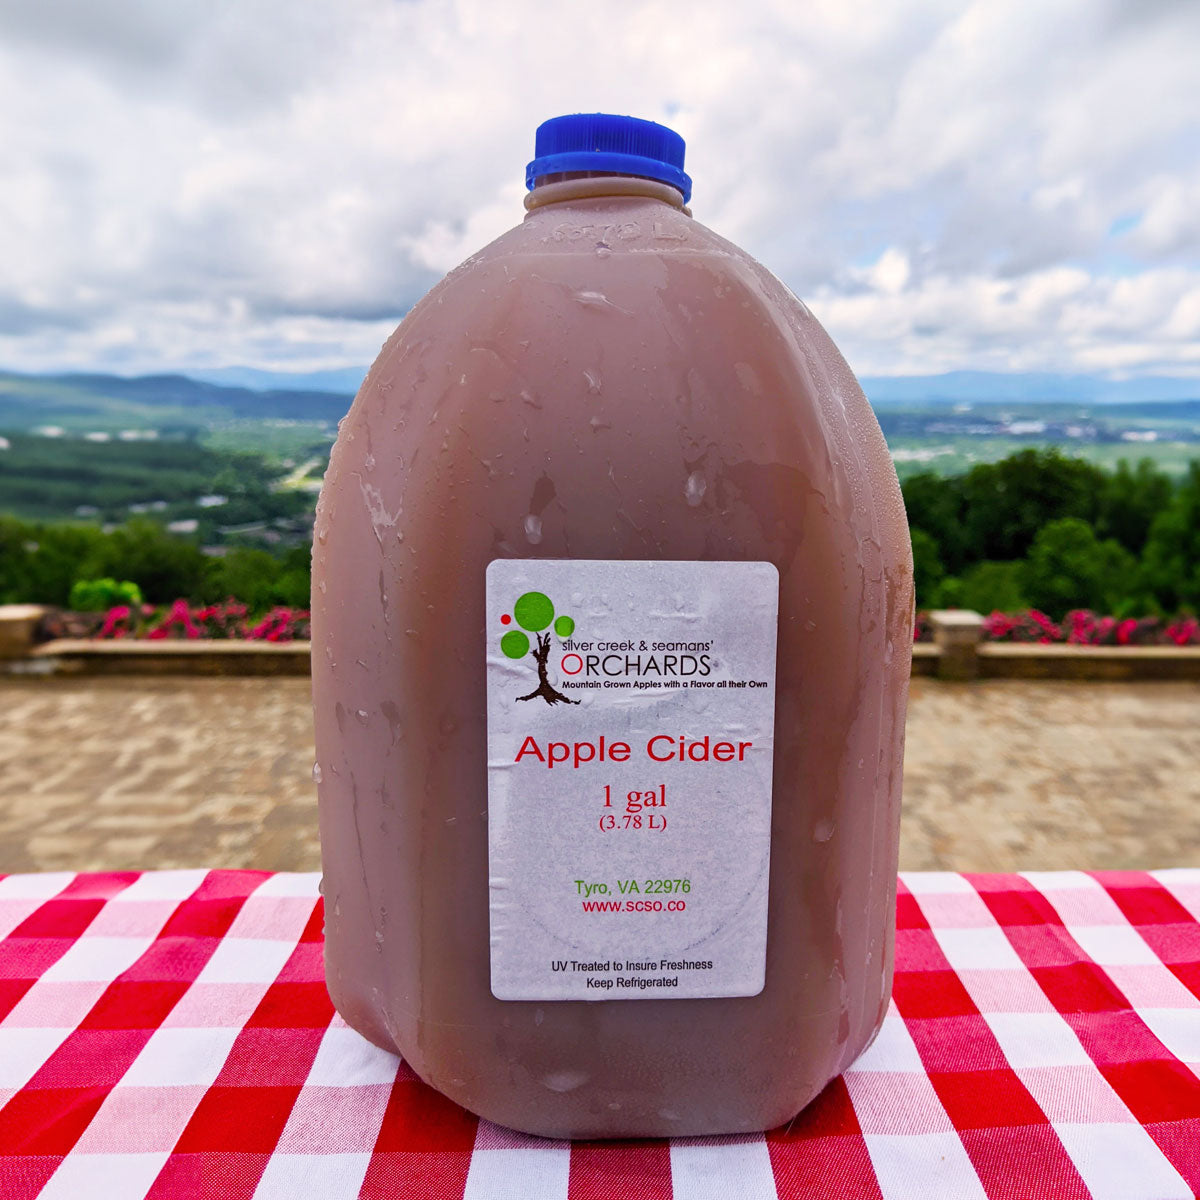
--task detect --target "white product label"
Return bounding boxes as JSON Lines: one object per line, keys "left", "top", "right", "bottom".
{"left": 485, "top": 559, "right": 778, "bottom": 1001}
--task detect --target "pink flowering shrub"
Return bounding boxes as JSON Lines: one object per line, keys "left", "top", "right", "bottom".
{"left": 913, "top": 610, "right": 1200, "bottom": 646}
{"left": 97, "top": 605, "right": 134, "bottom": 639}
{"left": 980, "top": 609, "right": 1200, "bottom": 647}
{"left": 1166, "top": 616, "right": 1200, "bottom": 646}
{"left": 245, "top": 607, "right": 310, "bottom": 643}
{"left": 94, "top": 602, "right": 1198, "bottom": 648}
{"left": 981, "top": 609, "right": 1062, "bottom": 643}
{"left": 94, "top": 599, "right": 310, "bottom": 642}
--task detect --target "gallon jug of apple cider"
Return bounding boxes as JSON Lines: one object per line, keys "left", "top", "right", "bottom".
{"left": 312, "top": 113, "right": 913, "bottom": 1139}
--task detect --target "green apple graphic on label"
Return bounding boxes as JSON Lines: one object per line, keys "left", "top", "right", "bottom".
{"left": 500, "top": 590, "right": 579, "bottom": 706}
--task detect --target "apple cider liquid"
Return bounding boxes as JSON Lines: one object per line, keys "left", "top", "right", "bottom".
{"left": 312, "top": 113, "right": 913, "bottom": 1138}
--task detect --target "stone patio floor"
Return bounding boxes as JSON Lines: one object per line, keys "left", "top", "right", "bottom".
{"left": 0, "top": 676, "right": 1196, "bottom": 875}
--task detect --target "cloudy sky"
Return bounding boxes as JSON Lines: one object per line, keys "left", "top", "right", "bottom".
{"left": 1, "top": 0, "right": 1197, "bottom": 379}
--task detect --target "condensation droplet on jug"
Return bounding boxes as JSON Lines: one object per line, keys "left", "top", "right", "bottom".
{"left": 311, "top": 762, "right": 323, "bottom": 784}
{"left": 364, "top": 453, "right": 376, "bottom": 470}
{"left": 542, "top": 1070, "right": 589, "bottom": 1093}
{"left": 583, "top": 369, "right": 601, "bottom": 394}
{"left": 523, "top": 514, "right": 543, "bottom": 544}
{"left": 355, "top": 709, "right": 370, "bottom": 725}
{"left": 684, "top": 472, "right": 706, "bottom": 506}
{"left": 814, "top": 818, "right": 835, "bottom": 843}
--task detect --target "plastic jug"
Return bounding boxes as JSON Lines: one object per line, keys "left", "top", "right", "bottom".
{"left": 312, "top": 112, "right": 913, "bottom": 1138}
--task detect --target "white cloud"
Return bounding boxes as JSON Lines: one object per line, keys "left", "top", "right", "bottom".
{"left": 812, "top": 264, "right": 1200, "bottom": 376}
{"left": 0, "top": 0, "right": 1196, "bottom": 376}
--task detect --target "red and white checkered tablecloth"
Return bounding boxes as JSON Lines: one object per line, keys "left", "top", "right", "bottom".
{"left": 0, "top": 869, "right": 1197, "bottom": 1199}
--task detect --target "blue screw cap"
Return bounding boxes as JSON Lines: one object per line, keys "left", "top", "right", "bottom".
{"left": 526, "top": 113, "right": 691, "bottom": 202}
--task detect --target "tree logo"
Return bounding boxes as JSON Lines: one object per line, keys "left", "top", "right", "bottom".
{"left": 499, "top": 591, "right": 580, "bottom": 706}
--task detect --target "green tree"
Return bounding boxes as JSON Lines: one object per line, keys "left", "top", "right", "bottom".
{"left": 901, "top": 473, "right": 968, "bottom": 572}
{"left": 938, "top": 561, "right": 1028, "bottom": 614}
{"left": 0, "top": 519, "right": 106, "bottom": 606}
{"left": 0, "top": 515, "right": 30, "bottom": 603}
{"left": 202, "top": 548, "right": 282, "bottom": 611}
{"left": 79, "top": 519, "right": 208, "bottom": 604}
{"left": 1021, "top": 517, "right": 1137, "bottom": 618}
{"left": 200, "top": 546, "right": 310, "bottom": 612}
{"left": 1097, "top": 458, "right": 1173, "bottom": 556}
{"left": 271, "top": 544, "right": 312, "bottom": 609}
{"left": 910, "top": 528, "right": 945, "bottom": 608}
{"left": 960, "top": 449, "right": 1107, "bottom": 564}
{"left": 1141, "top": 462, "right": 1200, "bottom": 611}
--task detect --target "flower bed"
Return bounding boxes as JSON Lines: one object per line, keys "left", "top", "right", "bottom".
{"left": 37, "top": 602, "right": 1200, "bottom": 650}
{"left": 982, "top": 610, "right": 1199, "bottom": 646}
{"left": 94, "top": 600, "right": 310, "bottom": 643}
{"left": 914, "top": 610, "right": 1199, "bottom": 646}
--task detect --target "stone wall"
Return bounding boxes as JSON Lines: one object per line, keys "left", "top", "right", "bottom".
{"left": 3, "top": 604, "right": 1199, "bottom": 680}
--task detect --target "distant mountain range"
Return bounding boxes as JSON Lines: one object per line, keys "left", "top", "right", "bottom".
{"left": 187, "top": 365, "right": 367, "bottom": 396}
{"left": 0, "top": 369, "right": 352, "bottom": 432}
{"left": 859, "top": 371, "right": 1200, "bottom": 405}
{"left": 1, "top": 368, "right": 1198, "bottom": 438}
{"left": 187, "top": 366, "right": 1200, "bottom": 406}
